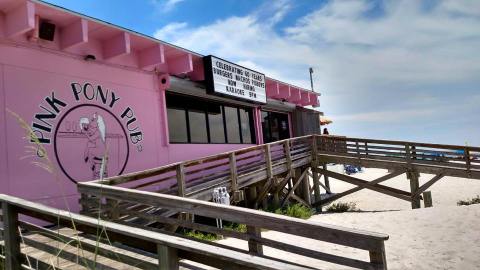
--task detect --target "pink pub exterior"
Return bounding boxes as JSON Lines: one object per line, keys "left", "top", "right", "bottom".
{"left": 0, "top": 0, "right": 321, "bottom": 212}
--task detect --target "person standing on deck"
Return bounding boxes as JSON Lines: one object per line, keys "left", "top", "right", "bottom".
{"left": 323, "top": 128, "right": 329, "bottom": 135}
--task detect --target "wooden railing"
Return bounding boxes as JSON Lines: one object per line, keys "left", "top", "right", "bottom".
{"left": 0, "top": 194, "right": 314, "bottom": 270}
{"left": 318, "top": 136, "right": 480, "bottom": 178}
{"left": 90, "top": 135, "right": 315, "bottom": 201}
{"left": 78, "top": 183, "right": 389, "bottom": 270}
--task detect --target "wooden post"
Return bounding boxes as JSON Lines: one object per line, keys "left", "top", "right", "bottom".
{"left": 423, "top": 191, "right": 433, "bottom": 208}
{"left": 284, "top": 140, "right": 293, "bottom": 176}
{"left": 369, "top": 242, "right": 387, "bottom": 270}
{"left": 312, "top": 168, "right": 322, "bottom": 212}
{"left": 2, "top": 202, "right": 21, "bottom": 270}
{"left": 465, "top": 148, "right": 471, "bottom": 177}
{"left": 322, "top": 163, "right": 331, "bottom": 193}
{"left": 407, "top": 171, "right": 421, "bottom": 209}
{"left": 106, "top": 199, "right": 120, "bottom": 220}
{"left": 246, "top": 186, "right": 258, "bottom": 209}
{"left": 246, "top": 225, "right": 263, "bottom": 255}
{"left": 176, "top": 163, "right": 185, "bottom": 197}
{"left": 311, "top": 137, "right": 321, "bottom": 205}
{"left": 265, "top": 144, "right": 273, "bottom": 179}
{"left": 229, "top": 152, "right": 239, "bottom": 201}
{"left": 157, "top": 244, "right": 179, "bottom": 270}
{"left": 301, "top": 168, "right": 312, "bottom": 205}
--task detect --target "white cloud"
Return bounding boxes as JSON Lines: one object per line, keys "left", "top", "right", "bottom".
{"left": 150, "top": 0, "right": 185, "bottom": 13}
{"left": 152, "top": 0, "right": 480, "bottom": 145}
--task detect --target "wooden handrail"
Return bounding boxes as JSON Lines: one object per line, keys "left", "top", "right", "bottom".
{"left": 78, "top": 182, "right": 388, "bottom": 246}
{"left": 0, "top": 194, "right": 309, "bottom": 270}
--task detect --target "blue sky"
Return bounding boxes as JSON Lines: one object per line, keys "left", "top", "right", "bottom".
{"left": 43, "top": 0, "right": 480, "bottom": 146}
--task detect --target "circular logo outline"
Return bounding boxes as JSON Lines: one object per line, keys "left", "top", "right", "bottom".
{"left": 54, "top": 104, "right": 130, "bottom": 183}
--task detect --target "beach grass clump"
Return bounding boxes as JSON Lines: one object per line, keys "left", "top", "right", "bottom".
{"left": 224, "top": 222, "right": 247, "bottom": 233}
{"left": 272, "top": 203, "right": 313, "bottom": 219}
{"left": 326, "top": 202, "right": 358, "bottom": 213}
{"left": 182, "top": 229, "right": 220, "bottom": 241}
{"left": 457, "top": 195, "right": 480, "bottom": 206}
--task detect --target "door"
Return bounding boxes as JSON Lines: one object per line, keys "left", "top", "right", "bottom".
{"left": 261, "top": 111, "right": 291, "bottom": 143}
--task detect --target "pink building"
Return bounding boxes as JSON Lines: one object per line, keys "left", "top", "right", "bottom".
{"left": 0, "top": 0, "right": 321, "bottom": 211}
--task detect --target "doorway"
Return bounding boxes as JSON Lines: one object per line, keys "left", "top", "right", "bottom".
{"left": 261, "top": 111, "right": 291, "bottom": 143}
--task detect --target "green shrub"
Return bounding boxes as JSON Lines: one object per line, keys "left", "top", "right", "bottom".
{"left": 182, "top": 229, "right": 220, "bottom": 241}
{"left": 326, "top": 202, "right": 358, "bottom": 213}
{"left": 271, "top": 203, "right": 313, "bottom": 219}
{"left": 457, "top": 195, "right": 480, "bottom": 206}
{"left": 224, "top": 222, "right": 247, "bottom": 233}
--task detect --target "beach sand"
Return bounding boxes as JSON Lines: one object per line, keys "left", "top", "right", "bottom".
{"left": 218, "top": 167, "right": 480, "bottom": 269}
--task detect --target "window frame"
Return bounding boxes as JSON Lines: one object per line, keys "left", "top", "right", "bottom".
{"left": 166, "top": 93, "right": 256, "bottom": 145}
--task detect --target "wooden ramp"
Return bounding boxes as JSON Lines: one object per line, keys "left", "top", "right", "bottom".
{"left": 0, "top": 194, "right": 315, "bottom": 270}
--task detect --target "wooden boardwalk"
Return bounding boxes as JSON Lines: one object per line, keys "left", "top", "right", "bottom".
{"left": 80, "top": 134, "right": 480, "bottom": 214}
{"left": 2, "top": 134, "right": 478, "bottom": 269}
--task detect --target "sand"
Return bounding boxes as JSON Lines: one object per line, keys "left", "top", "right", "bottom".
{"left": 218, "top": 167, "right": 480, "bottom": 269}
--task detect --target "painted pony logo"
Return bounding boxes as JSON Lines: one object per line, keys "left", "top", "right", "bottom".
{"left": 30, "top": 82, "right": 143, "bottom": 183}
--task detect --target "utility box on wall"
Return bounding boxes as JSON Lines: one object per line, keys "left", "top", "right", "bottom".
{"left": 292, "top": 107, "right": 321, "bottom": 136}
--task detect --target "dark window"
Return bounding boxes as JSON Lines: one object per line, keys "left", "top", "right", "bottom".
{"left": 167, "top": 108, "right": 188, "bottom": 143}
{"left": 224, "top": 106, "right": 241, "bottom": 144}
{"left": 166, "top": 93, "right": 256, "bottom": 144}
{"left": 188, "top": 109, "right": 208, "bottom": 143}
{"left": 239, "top": 108, "right": 253, "bottom": 144}
{"left": 208, "top": 104, "right": 226, "bottom": 143}
{"left": 261, "top": 111, "right": 290, "bottom": 143}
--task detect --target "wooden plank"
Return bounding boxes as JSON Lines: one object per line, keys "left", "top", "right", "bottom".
{"left": 254, "top": 236, "right": 375, "bottom": 270}
{"left": 176, "top": 163, "right": 186, "bottom": 197}
{"left": 247, "top": 226, "right": 263, "bottom": 255}
{"left": 317, "top": 169, "right": 413, "bottom": 202}
{"left": 423, "top": 191, "right": 433, "bottom": 208}
{"left": 157, "top": 244, "right": 179, "bottom": 270}
{"left": 281, "top": 169, "right": 308, "bottom": 207}
{"left": 369, "top": 242, "right": 387, "bottom": 270}
{"left": 2, "top": 201, "right": 21, "bottom": 270}
{"left": 265, "top": 144, "right": 273, "bottom": 179}
{"left": 19, "top": 221, "right": 158, "bottom": 269}
{"left": 314, "top": 170, "right": 405, "bottom": 206}
{"left": 413, "top": 173, "right": 444, "bottom": 198}
{"left": 77, "top": 184, "right": 389, "bottom": 250}
{"left": 1, "top": 195, "right": 309, "bottom": 270}
{"left": 229, "top": 152, "right": 238, "bottom": 194}
{"left": 408, "top": 171, "right": 421, "bottom": 209}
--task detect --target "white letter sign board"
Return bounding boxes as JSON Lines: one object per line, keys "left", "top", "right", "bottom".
{"left": 204, "top": 55, "right": 267, "bottom": 104}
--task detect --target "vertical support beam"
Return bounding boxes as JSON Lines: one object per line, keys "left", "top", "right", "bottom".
{"left": 311, "top": 136, "right": 322, "bottom": 210}
{"left": 247, "top": 226, "right": 263, "bottom": 255}
{"left": 176, "top": 163, "right": 186, "bottom": 197}
{"left": 423, "top": 191, "right": 433, "bottom": 208}
{"left": 230, "top": 152, "right": 243, "bottom": 202}
{"left": 2, "top": 202, "right": 21, "bottom": 270}
{"left": 60, "top": 19, "right": 88, "bottom": 49}
{"left": 103, "top": 32, "right": 131, "bottom": 59}
{"left": 322, "top": 163, "right": 331, "bottom": 194}
{"left": 5, "top": 1, "right": 35, "bottom": 38}
{"left": 245, "top": 186, "right": 258, "bottom": 209}
{"left": 284, "top": 140, "right": 293, "bottom": 175}
{"left": 157, "top": 244, "right": 179, "bottom": 270}
{"left": 408, "top": 171, "right": 421, "bottom": 209}
{"left": 369, "top": 242, "right": 387, "bottom": 270}
{"left": 265, "top": 144, "right": 273, "bottom": 179}
{"left": 301, "top": 168, "right": 312, "bottom": 205}
{"left": 465, "top": 148, "right": 471, "bottom": 177}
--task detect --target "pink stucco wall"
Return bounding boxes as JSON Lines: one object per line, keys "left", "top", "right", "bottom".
{"left": 0, "top": 43, "right": 255, "bottom": 211}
